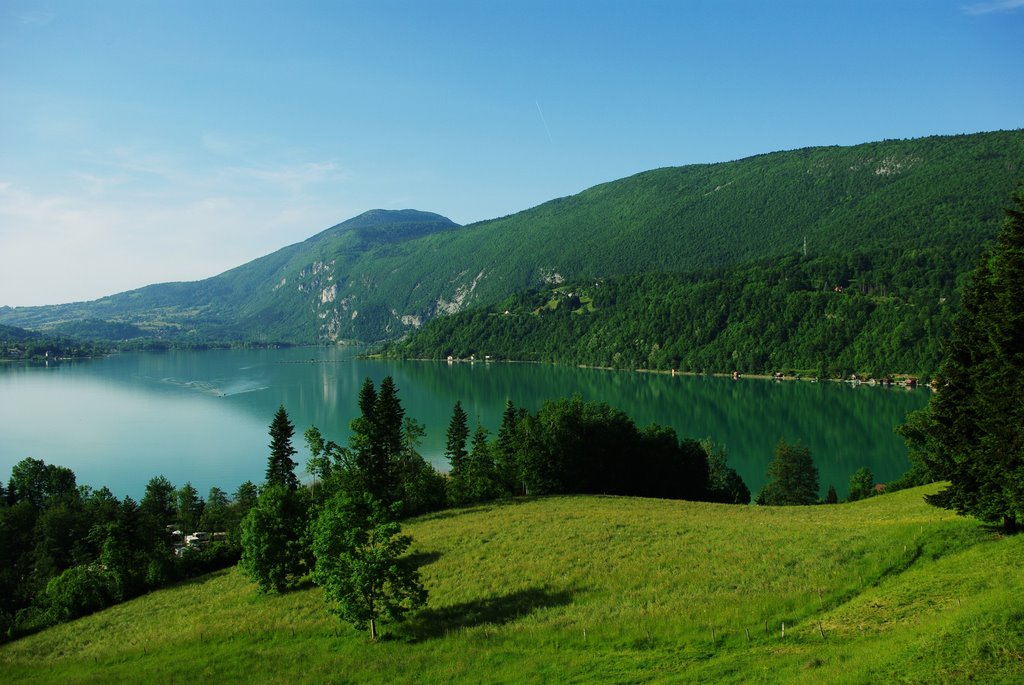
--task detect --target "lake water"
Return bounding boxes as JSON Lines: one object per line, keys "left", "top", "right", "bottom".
{"left": 0, "top": 347, "right": 929, "bottom": 501}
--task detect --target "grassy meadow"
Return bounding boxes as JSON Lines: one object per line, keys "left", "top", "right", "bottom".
{"left": 2, "top": 485, "right": 1022, "bottom": 684}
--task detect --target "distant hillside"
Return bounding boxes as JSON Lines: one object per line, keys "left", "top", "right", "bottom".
{"left": 0, "top": 323, "right": 108, "bottom": 360}
{"left": 0, "top": 209, "right": 460, "bottom": 343}
{"left": 2, "top": 130, "right": 1022, "bottom": 346}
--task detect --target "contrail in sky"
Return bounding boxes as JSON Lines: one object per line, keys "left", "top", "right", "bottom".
{"left": 536, "top": 100, "right": 553, "bottom": 143}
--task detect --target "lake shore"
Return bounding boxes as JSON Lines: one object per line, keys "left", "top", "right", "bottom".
{"left": 379, "top": 352, "right": 929, "bottom": 389}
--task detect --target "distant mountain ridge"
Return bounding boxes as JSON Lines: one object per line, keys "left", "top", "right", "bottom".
{"left": 2, "top": 130, "right": 1022, "bottom": 346}
{"left": 1, "top": 209, "right": 460, "bottom": 342}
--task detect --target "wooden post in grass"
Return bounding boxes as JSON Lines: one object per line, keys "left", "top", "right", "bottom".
{"left": 818, "top": 621, "right": 825, "bottom": 640}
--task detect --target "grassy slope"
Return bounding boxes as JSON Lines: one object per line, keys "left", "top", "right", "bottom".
{"left": 2, "top": 486, "right": 1021, "bottom": 684}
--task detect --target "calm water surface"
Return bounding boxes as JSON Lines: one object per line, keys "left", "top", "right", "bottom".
{"left": 0, "top": 347, "right": 929, "bottom": 500}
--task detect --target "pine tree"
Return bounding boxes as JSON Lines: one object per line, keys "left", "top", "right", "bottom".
{"left": 199, "top": 486, "right": 230, "bottom": 532}
{"left": 493, "top": 400, "right": 522, "bottom": 496}
{"left": 375, "top": 377, "right": 405, "bottom": 465}
{"left": 174, "top": 481, "right": 203, "bottom": 534}
{"left": 899, "top": 190, "right": 1024, "bottom": 530}
{"left": 445, "top": 401, "right": 470, "bottom": 504}
{"left": 466, "top": 423, "right": 496, "bottom": 503}
{"left": 266, "top": 406, "right": 299, "bottom": 490}
{"left": 825, "top": 484, "right": 839, "bottom": 504}
{"left": 348, "top": 378, "right": 404, "bottom": 505}
{"left": 139, "top": 475, "right": 176, "bottom": 540}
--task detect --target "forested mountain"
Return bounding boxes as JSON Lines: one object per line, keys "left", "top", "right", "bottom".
{"left": 1, "top": 130, "right": 1022, "bottom": 353}
{"left": 383, "top": 251, "right": 958, "bottom": 377}
{"left": 0, "top": 210, "right": 460, "bottom": 343}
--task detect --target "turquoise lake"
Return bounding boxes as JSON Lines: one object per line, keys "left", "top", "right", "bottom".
{"left": 0, "top": 347, "right": 929, "bottom": 500}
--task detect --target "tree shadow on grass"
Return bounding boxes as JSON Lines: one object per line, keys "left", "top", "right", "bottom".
{"left": 405, "top": 550, "right": 443, "bottom": 568}
{"left": 412, "top": 497, "right": 544, "bottom": 524}
{"left": 401, "top": 586, "right": 575, "bottom": 642}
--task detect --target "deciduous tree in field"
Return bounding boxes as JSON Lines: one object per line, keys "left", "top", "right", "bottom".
{"left": 758, "top": 439, "right": 819, "bottom": 505}
{"left": 311, "top": 492, "right": 426, "bottom": 640}
{"left": 847, "top": 467, "right": 875, "bottom": 502}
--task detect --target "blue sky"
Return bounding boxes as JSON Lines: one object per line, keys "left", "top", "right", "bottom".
{"left": 1, "top": 0, "right": 1022, "bottom": 307}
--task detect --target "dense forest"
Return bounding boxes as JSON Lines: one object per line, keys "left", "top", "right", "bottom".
{"left": 383, "top": 245, "right": 963, "bottom": 377}
{"left": 0, "top": 460, "right": 252, "bottom": 640}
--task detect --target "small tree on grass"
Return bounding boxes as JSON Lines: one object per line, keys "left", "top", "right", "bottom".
{"left": 311, "top": 492, "right": 426, "bottom": 640}
{"left": 825, "top": 484, "right": 839, "bottom": 504}
{"left": 758, "top": 439, "right": 819, "bottom": 505}
{"left": 847, "top": 467, "right": 875, "bottom": 502}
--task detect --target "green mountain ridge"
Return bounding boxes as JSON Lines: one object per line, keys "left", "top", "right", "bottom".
{"left": 2, "top": 130, "right": 1022, "bottom": 348}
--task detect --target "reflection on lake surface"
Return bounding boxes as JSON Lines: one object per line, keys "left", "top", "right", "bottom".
{"left": 0, "top": 347, "right": 929, "bottom": 500}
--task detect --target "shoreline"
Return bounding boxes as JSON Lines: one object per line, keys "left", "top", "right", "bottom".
{"left": 372, "top": 353, "right": 930, "bottom": 389}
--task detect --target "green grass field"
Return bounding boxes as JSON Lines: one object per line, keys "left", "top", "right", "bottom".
{"left": 2, "top": 485, "right": 1022, "bottom": 684}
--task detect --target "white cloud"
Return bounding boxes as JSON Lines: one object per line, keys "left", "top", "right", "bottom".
{"left": 223, "top": 160, "right": 352, "bottom": 197}
{"left": 201, "top": 131, "right": 266, "bottom": 156}
{"left": 0, "top": 149, "right": 359, "bottom": 306}
{"left": 14, "top": 9, "right": 55, "bottom": 26}
{"left": 74, "top": 172, "right": 127, "bottom": 196}
{"left": 962, "top": 0, "right": 1024, "bottom": 14}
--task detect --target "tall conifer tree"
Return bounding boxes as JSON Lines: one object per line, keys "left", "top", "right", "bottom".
{"left": 493, "top": 400, "right": 522, "bottom": 496}
{"left": 348, "top": 377, "right": 403, "bottom": 505}
{"left": 266, "top": 406, "right": 299, "bottom": 490}
{"left": 900, "top": 191, "right": 1024, "bottom": 530}
{"left": 445, "top": 401, "right": 470, "bottom": 504}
